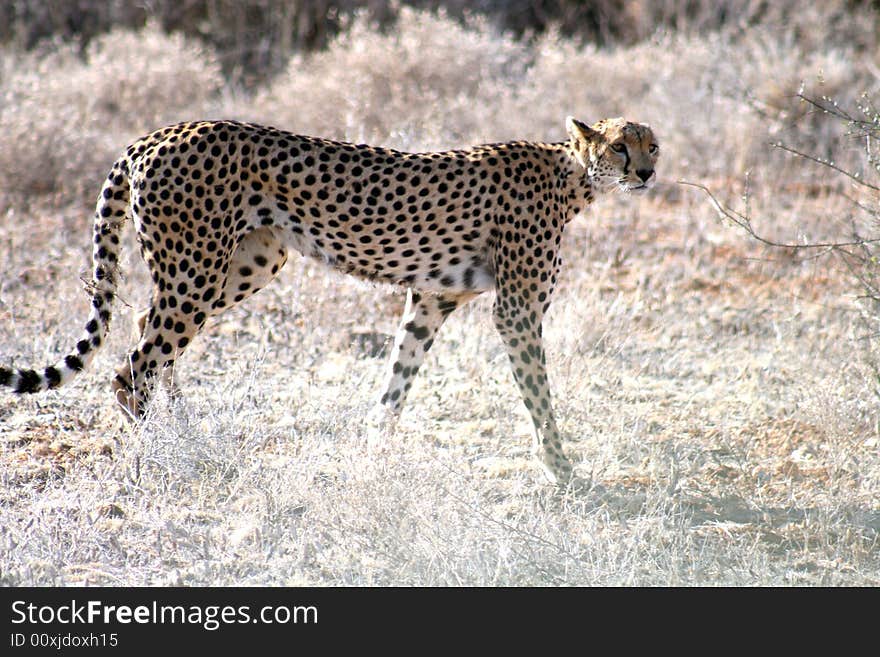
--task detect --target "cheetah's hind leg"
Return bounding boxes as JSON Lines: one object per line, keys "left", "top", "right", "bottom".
{"left": 365, "top": 289, "right": 476, "bottom": 447}
{"left": 112, "top": 227, "right": 288, "bottom": 420}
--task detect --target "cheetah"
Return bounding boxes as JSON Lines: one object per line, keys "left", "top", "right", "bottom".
{"left": 0, "top": 116, "right": 658, "bottom": 485}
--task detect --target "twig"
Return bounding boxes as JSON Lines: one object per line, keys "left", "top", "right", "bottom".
{"left": 677, "top": 180, "right": 880, "bottom": 250}
{"left": 770, "top": 143, "right": 880, "bottom": 193}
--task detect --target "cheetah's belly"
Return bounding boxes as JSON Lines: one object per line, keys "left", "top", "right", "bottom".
{"left": 269, "top": 224, "right": 495, "bottom": 294}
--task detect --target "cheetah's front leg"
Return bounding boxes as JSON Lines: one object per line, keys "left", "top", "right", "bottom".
{"left": 491, "top": 244, "right": 574, "bottom": 485}
{"left": 492, "top": 296, "right": 574, "bottom": 485}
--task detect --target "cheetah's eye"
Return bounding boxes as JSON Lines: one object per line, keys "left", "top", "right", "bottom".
{"left": 610, "top": 143, "right": 627, "bottom": 155}
{"left": 648, "top": 144, "right": 659, "bottom": 155}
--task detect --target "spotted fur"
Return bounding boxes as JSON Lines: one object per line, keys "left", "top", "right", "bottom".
{"left": 1, "top": 116, "right": 658, "bottom": 485}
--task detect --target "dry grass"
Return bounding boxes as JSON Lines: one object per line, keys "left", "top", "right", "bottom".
{"left": 0, "top": 9, "right": 878, "bottom": 586}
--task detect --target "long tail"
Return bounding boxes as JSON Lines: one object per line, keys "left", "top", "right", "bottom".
{"left": 0, "top": 158, "right": 130, "bottom": 394}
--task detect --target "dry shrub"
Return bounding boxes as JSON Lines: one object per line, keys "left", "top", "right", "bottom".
{"left": 4, "top": 1, "right": 877, "bottom": 79}
{"left": 0, "top": 26, "right": 222, "bottom": 207}
{"left": 239, "top": 8, "right": 530, "bottom": 149}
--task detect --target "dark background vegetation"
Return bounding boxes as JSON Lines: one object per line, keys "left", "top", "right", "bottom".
{"left": 3, "top": 0, "right": 879, "bottom": 84}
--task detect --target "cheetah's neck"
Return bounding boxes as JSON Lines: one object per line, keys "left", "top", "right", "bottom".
{"left": 550, "top": 142, "right": 597, "bottom": 222}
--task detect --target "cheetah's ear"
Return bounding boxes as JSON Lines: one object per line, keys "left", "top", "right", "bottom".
{"left": 566, "top": 116, "right": 600, "bottom": 168}
{"left": 565, "top": 116, "right": 600, "bottom": 146}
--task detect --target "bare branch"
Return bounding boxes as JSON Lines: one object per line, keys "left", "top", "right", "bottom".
{"left": 677, "top": 180, "right": 880, "bottom": 250}
{"left": 682, "top": 91, "right": 880, "bottom": 319}
{"left": 798, "top": 92, "right": 878, "bottom": 135}
{"left": 797, "top": 93, "right": 856, "bottom": 123}
{"left": 770, "top": 142, "right": 880, "bottom": 192}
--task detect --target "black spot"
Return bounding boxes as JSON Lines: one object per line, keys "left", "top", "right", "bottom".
{"left": 437, "top": 299, "right": 458, "bottom": 314}
{"left": 65, "top": 355, "right": 84, "bottom": 371}
{"left": 114, "top": 373, "right": 133, "bottom": 392}
{"left": 44, "top": 366, "right": 62, "bottom": 388}
{"left": 15, "top": 369, "right": 41, "bottom": 393}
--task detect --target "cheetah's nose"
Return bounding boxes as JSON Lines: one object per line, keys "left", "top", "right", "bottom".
{"left": 636, "top": 169, "right": 653, "bottom": 182}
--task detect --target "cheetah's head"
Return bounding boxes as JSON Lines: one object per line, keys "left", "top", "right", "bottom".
{"left": 566, "top": 116, "right": 659, "bottom": 193}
